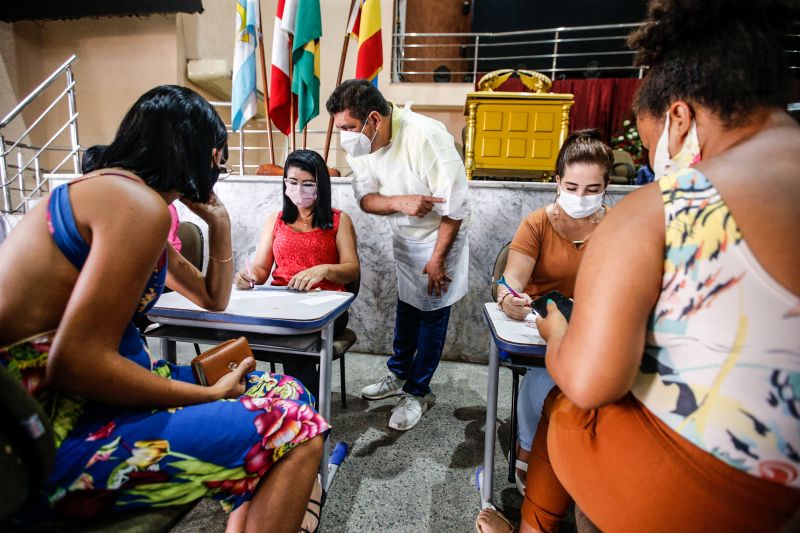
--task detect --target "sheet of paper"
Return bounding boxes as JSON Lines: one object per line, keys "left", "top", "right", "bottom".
{"left": 298, "top": 293, "right": 350, "bottom": 305}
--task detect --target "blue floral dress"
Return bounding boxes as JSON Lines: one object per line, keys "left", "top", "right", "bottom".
{"left": 1, "top": 175, "right": 330, "bottom": 520}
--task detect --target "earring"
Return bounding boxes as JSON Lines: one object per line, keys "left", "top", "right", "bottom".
{"left": 553, "top": 189, "right": 560, "bottom": 219}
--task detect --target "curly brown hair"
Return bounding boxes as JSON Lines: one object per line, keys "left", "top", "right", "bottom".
{"left": 628, "top": 0, "right": 794, "bottom": 126}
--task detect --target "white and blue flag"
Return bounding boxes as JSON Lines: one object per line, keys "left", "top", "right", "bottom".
{"left": 232, "top": 0, "right": 259, "bottom": 132}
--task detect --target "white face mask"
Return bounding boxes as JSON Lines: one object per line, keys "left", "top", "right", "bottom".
{"left": 653, "top": 112, "right": 701, "bottom": 179}
{"left": 557, "top": 189, "right": 603, "bottom": 219}
{"left": 340, "top": 116, "right": 378, "bottom": 158}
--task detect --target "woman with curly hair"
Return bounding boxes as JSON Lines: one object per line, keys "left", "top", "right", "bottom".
{"left": 477, "top": 0, "right": 800, "bottom": 531}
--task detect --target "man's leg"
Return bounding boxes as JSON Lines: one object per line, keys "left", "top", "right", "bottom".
{"left": 362, "top": 300, "right": 418, "bottom": 400}
{"left": 387, "top": 299, "right": 421, "bottom": 381}
{"left": 401, "top": 304, "right": 451, "bottom": 397}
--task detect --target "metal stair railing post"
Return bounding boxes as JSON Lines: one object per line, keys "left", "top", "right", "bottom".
{"left": 0, "top": 54, "right": 80, "bottom": 214}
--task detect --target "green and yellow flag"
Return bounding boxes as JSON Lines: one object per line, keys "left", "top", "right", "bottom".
{"left": 291, "top": 0, "right": 321, "bottom": 132}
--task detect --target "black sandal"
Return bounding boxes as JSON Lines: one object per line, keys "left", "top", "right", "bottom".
{"left": 299, "top": 482, "right": 327, "bottom": 533}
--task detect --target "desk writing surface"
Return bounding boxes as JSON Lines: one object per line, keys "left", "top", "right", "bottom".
{"left": 483, "top": 302, "right": 545, "bottom": 346}
{"left": 147, "top": 285, "right": 353, "bottom": 330}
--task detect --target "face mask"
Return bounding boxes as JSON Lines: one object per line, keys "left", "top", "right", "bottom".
{"left": 653, "top": 112, "right": 701, "bottom": 179}
{"left": 557, "top": 189, "right": 603, "bottom": 219}
{"left": 340, "top": 115, "right": 378, "bottom": 158}
{"left": 285, "top": 181, "right": 317, "bottom": 209}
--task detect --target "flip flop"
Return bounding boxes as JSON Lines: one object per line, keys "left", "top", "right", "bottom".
{"left": 507, "top": 450, "right": 528, "bottom": 496}
{"left": 475, "top": 507, "right": 515, "bottom": 533}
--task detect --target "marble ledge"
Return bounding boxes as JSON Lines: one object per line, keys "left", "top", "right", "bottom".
{"left": 217, "top": 174, "right": 638, "bottom": 193}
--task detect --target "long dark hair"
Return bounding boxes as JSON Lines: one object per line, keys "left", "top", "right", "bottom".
{"left": 94, "top": 85, "right": 227, "bottom": 202}
{"left": 281, "top": 150, "right": 334, "bottom": 230}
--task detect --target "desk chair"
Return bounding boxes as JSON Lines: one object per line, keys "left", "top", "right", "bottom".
{"left": 490, "top": 242, "right": 546, "bottom": 484}
{"left": 252, "top": 278, "right": 360, "bottom": 409}
{"left": 176, "top": 221, "right": 204, "bottom": 356}
{"left": 0, "top": 365, "right": 196, "bottom": 532}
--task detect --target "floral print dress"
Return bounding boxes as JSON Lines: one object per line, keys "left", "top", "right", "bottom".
{"left": 1, "top": 176, "right": 329, "bottom": 520}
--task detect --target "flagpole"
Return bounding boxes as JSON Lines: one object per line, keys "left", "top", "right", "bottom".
{"left": 302, "top": 126, "right": 308, "bottom": 149}
{"left": 323, "top": 0, "right": 358, "bottom": 164}
{"left": 256, "top": 7, "right": 276, "bottom": 166}
{"left": 288, "top": 34, "right": 296, "bottom": 152}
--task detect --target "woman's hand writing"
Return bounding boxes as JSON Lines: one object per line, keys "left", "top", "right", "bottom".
{"left": 501, "top": 293, "right": 532, "bottom": 321}
{"left": 235, "top": 268, "right": 257, "bottom": 290}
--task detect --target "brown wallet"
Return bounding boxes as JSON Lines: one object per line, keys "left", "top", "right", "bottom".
{"left": 191, "top": 337, "right": 253, "bottom": 386}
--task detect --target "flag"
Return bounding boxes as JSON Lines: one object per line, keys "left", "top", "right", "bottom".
{"left": 270, "top": 0, "right": 298, "bottom": 135}
{"left": 231, "top": 0, "right": 259, "bottom": 131}
{"left": 292, "top": 0, "right": 321, "bottom": 132}
{"left": 348, "top": 0, "right": 383, "bottom": 86}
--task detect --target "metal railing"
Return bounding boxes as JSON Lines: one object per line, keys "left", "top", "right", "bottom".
{"left": 393, "top": 23, "right": 642, "bottom": 83}
{"left": 393, "top": 23, "right": 800, "bottom": 83}
{"left": 210, "top": 101, "right": 345, "bottom": 176}
{"left": 0, "top": 55, "right": 81, "bottom": 214}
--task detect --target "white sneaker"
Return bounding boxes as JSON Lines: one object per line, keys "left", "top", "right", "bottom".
{"left": 388, "top": 393, "right": 429, "bottom": 431}
{"left": 361, "top": 371, "right": 406, "bottom": 400}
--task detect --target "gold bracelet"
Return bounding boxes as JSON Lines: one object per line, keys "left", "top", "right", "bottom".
{"left": 209, "top": 255, "right": 233, "bottom": 263}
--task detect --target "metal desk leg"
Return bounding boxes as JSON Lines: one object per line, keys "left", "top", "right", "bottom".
{"left": 318, "top": 321, "right": 333, "bottom": 490}
{"left": 482, "top": 342, "right": 500, "bottom": 506}
{"left": 160, "top": 338, "right": 177, "bottom": 364}
{"left": 509, "top": 370, "right": 520, "bottom": 484}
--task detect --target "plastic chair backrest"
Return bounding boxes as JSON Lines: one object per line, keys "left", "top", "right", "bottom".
{"left": 177, "top": 221, "right": 204, "bottom": 271}
{"left": 345, "top": 276, "right": 360, "bottom": 299}
{"left": 491, "top": 242, "right": 512, "bottom": 301}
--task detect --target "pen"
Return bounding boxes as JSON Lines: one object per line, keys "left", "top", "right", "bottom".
{"left": 244, "top": 257, "right": 255, "bottom": 289}
{"left": 497, "top": 276, "right": 522, "bottom": 299}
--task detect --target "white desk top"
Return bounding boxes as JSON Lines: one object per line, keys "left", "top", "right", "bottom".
{"left": 483, "top": 302, "right": 545, "bottom": 347}
{"left": 147, "top": 285, "right": 354, "bottom": 334}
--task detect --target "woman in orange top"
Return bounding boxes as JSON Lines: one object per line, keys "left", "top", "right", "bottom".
{"left": 490, "top": 130, "right": 614, "bottom": 500}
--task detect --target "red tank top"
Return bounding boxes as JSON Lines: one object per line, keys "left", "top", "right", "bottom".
{"left": 271, "top": 209, "right": 344, "bottom": 291}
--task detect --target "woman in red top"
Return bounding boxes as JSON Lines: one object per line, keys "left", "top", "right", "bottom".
{"left": 235, "top": 149, "right": 360, "bottom": 393}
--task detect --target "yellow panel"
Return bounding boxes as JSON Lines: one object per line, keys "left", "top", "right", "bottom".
{"left": 534, "top": 112, "right": 554, "bottom": 132}
{"left": 533, "top": 139, "right": 553, "bottom": 159}
{"left": 481, "top": 137, "right": 502, "bottom": 157}
{"left": 465, "top": 93, "right": 573, "bottom": 174}
{"left": 508, "top": 112, "right": 528, "bottom": 132}
{"left": 507, "top": 138, "right": 527, "bottom": 158}
{"left": 483, "top": 111, "right": 503, "bottom": 131}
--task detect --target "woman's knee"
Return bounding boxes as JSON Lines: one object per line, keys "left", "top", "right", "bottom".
{"left": 294, "top": 434, "right": 324, "bottom": 461}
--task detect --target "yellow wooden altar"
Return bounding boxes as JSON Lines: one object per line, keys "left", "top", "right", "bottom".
{"left": 463, "top": 91, "right": 574, "bottom": 180}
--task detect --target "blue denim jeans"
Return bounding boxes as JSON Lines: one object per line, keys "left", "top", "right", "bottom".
{"left": 387, "top": 299, "right": 451, "bottom": 398}
{"left": 517, "top": 367, "right": 556, "bottom": 451}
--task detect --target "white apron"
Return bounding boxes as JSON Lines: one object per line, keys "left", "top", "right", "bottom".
{"left": 392, "top": 226, "right": 469, "bottom": 312}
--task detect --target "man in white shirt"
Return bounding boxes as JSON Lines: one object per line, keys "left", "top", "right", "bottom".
{"left": 326, "top": 79, "right": 470, "bottom": 431}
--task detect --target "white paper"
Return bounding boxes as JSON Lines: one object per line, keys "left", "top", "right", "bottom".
{"left": 298, "top": 293, "right": 349, "bottom": 305}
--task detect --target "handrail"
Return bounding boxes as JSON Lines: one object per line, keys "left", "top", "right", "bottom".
{"left": 0, "top": 54, "right": 78, "bottom": 128}
{"left": 1, "top": 54, "right": 81, "bottom": 213}
{"left": 394, "top": 23, "right": 641, "bottom": 39}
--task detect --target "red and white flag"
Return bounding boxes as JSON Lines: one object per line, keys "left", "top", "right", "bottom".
{"left": 269, "top": 0, "right": 297, "bottom": 135}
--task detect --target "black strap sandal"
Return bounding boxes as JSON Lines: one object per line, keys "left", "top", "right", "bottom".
{"left": 300, "top": 490, "right": 327, "bottom": 533}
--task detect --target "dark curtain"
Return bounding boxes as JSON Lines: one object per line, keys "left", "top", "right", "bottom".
{"left": 474, "top": 76, "right": 642, "bottom": 142}
{"left": 551, "top": 78, "right": 642, "bottom": 142}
